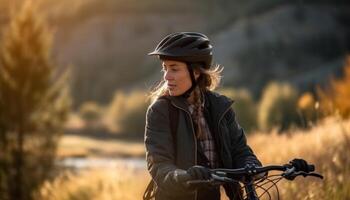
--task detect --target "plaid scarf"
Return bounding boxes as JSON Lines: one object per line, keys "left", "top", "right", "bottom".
{"left": 189, "top": 103, "right": 219, "bottom": 168}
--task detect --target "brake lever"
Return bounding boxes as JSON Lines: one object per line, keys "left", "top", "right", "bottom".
{"left": 283, "top": 170, "right": 324, "bottom": 181}
{"left": 306, "top": 172, "right": 324, "bottom": 179}
{"left": 294, "top": 171, "right": 324, "bottom": 179}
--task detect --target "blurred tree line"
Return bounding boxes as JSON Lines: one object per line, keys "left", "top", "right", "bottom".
{"left": 77, "top": 55, "right": 350, "bottom": 139}
{"left": 0, "top": 1, "right": 70, "bottom": 200}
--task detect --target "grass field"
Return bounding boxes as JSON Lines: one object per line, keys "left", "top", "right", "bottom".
{"left": 40, "top": 117, "right": 350, "bottom": 200}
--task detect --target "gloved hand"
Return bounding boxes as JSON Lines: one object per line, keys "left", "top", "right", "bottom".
{"left": 290, "top": 158, "right": 309, "bottom": 173}
{"left": 244, "top": 162, "right": 267, "bottom": 181}
{"left": 187, "top": 165, "right": 211, "bottom": 180}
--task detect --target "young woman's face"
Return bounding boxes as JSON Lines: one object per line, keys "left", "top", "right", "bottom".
{"left": 162, "top": 60, "right": 197, "bottom": 96}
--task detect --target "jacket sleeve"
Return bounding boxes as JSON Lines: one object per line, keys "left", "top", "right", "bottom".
{"left": 144, "top": 99, "right": 190, "bottom": 195}
{"left": 226, "top": 108, "right": 262, "bottom": 168}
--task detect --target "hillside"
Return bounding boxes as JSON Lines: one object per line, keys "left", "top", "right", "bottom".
{"left": 0, "top": 1, "right": 349, "bottom": 105}
{"left": 214, "top": 4, "right": 349, "bottom": 95}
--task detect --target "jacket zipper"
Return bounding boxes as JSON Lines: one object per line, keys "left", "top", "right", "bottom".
{"left": 216, "top": 104, "right": 233, "bottom": 168}
{"left": 170, "top": 102, "right": 198, "bottom": 200}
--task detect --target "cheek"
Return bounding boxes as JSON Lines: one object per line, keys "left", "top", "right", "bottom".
{"left": 177, "top": 72, "right": 192, "bottom": 89}
{"left": 167, "top": 70, "right": 192, "bottom": 96}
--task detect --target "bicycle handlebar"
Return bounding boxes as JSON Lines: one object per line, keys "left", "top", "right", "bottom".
{"left": 183, "top": 162, "right": 323, "bottom": 187}
{"left": 212, "top": 163, "right": 315, "bottom": 176}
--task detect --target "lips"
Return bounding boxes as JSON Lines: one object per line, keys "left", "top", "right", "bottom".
{"left": 167, "top": 84, "right": 176, "bottom": 89}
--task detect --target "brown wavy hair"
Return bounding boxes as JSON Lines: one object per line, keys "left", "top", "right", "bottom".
{"left": 148, "top": 64, "right": 223, "bottom": 139}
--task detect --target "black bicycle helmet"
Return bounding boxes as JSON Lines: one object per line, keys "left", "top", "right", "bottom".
{"left": 148, "top": 32, "right": 213, "bottom": 98}
{"left": 148, "top": 32, "right": 213, "bottom": 69}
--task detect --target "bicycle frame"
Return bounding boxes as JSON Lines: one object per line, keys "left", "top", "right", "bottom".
{"left": 244, "top": 177, "right": 259, "bottom": 200}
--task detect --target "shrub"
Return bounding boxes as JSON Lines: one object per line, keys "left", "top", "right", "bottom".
{"left": 79, "top": 101, "right": 104, "bottom": 129}
{"left": 105, "top": 90, "right": 126, "bottom": 132}
{"left": 297, "top": 92, "right": 318, "bottom": 127}
{"left": 106, "top": 90, "right": 149, "bottom": 139}
{"left": 217, "top": 87, "right": 257, "bottom": 132}
{"left": 258, "top": 82, "right": 299, "bottom": 132}
{"left": 0, "top": 2, "right": 70, "bottom": 199}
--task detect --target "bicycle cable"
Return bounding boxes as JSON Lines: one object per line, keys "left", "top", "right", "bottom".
{"left": 257, "top": 176, "right": 284, "bottom": 200}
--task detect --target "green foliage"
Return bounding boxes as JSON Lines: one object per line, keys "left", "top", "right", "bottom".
{"left": 217, "top": 87, "right": 257, "bottom": 132}
{"left": 106, "top": 90, "right": 149, "bottom": 139}
{"left": 105, "top": 90, "right": 125, "bottom": 132}
{"left": 258, "top": 81, "right": 299, "bottom": 132}
{"left": 0, "top": 2, "right": 70, "bottom": 200}
{"left": 79, "top": 101, "right": 103, "bottom": 129}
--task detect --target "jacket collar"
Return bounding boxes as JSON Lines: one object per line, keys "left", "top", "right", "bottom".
{"left": 203, "top": 90, "right": 234, "bottom": 123}
{"left": 165, "top": 90, "right": 233, "bottom": 120}
{"left": 166, "top": 95, "right": 190, "bottom": 113}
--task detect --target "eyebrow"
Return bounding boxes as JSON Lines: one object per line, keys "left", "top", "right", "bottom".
{"left": 162, "top": 63, "right": 178, "bottom": 67}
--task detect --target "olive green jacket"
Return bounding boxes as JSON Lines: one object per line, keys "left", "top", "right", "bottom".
{"left": 144, "top": 90, "right": 261, "bottom": 200}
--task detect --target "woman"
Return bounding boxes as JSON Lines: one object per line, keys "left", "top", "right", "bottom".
{"left": 144, "top": 32, "right": 262, "bottom": 200}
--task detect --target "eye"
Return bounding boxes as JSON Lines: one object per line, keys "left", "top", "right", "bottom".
{"left": 161, "top": 66, "right": 167, "bottom": 73}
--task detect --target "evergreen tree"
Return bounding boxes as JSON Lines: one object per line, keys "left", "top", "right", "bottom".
{"left": 0, "top": 1, "right": 70, "bottom": 199}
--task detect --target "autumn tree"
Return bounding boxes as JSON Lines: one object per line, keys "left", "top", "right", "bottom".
{"left": 317, "top": 56, "right": 350, "bottom": 118}
{"left": 0, "top": 1, "right": 70, "bottom": 199}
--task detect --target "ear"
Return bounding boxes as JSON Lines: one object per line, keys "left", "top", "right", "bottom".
{"left": 194, "top": 69, "right": 201, "bottom": 80}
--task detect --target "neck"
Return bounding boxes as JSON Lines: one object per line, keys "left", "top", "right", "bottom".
{"left": 187, "top": 92, "right": 196, "bottom": 104}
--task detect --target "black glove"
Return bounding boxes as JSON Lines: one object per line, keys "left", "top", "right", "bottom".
{"left": 244, "top": 162, "right": 257, "bottom": 169}
{"left": 243, "top": 162, "right": 267, "bottom": 181}
{"left": 187, "top": 165, "right": 211, "bottom": 180}
{"left": 290, "top": 158, "right": 309, "bottom": 173}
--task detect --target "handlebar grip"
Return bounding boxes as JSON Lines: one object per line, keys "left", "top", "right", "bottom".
{"left": 307, "top": 164, "right": 315, "bottom": 172}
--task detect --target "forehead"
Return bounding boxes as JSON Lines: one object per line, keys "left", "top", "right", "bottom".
{"left": 162, "top": 60, "right": 187, "bottom": 67}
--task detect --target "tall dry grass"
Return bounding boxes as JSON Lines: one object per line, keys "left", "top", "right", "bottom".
{"left": 37, "top": 168, "right": 149, "bottom": 200}
{"left": 250, "top": 117, "right": 350, "bottom": 200}
{"left": 38, "top": 117, "right": 350, "bottom": 200}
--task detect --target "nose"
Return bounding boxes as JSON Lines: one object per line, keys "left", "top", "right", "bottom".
{"left": 164, "top": 70, "right": 173, "bottom": 81}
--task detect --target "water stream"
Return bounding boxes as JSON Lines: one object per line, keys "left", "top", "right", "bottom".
{"left": 58, "top": 157, "right": 147, "bottom": 170}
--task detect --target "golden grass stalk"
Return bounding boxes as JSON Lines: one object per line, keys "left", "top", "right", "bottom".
{"left": 39, "top": 117, "right": 350, "bottom": 200}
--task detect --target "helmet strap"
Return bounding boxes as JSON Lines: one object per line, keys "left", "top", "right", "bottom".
{"left": 181, "top": 63, "right": 197, "bottom": 99}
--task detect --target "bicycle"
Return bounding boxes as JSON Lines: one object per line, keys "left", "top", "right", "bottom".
{"left": 178, "top": 159, "right": 323, "bottom": 200}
